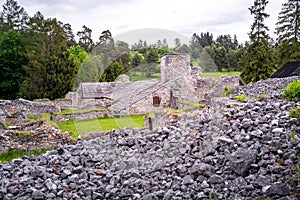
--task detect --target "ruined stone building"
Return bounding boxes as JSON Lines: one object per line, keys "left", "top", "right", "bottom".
{"left": 72, "top": 53, "right": 240, "bottom": 115}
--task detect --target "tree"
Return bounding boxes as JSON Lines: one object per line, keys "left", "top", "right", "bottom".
{"left": 0, "top": 0, "right": 28, "bottom": 32}
{"left": 74, "top": 55, "right": 104, "bottom": 88}
{"left": 192, "top": 32, "right": 214, "bottom": 48}
{"left": 238, "top": 0, "right": 275, "bottom": 83}
{"left": 92, "top": 30, "right": 116, "bottom": 68}
{"left": 99, "top": 60, "right": 124, "bottom": 82}
{"left": 177, "top": 44, "right": 190, "bottom": 53}
{"left": 275, "top": 0, "right": 300, "bottom": 66}
{"left": 174, "top": 38, "right": 181, "bottom": 51}
{"left": 22, "top": 18, "right": 77, "bottom": 100}
{"left": 199, "top": 46, "right": 218, "bottom": 72}
{"left": 0, "top": 30, "right": 27, "bottom": 99}
{"left": 77, "top": 25, "right": 94, "bottom": 52}
{"left": 69, "top": 45, "right": 88, "bottom": 68}
{"left": 116, "top": 40, "right": 129, "bottom": 56}
{"left": 145, "top": 48, "right": 159, "bottom": 77}
{"left": 214, "top": 44, "right": 229, "bottom": 71}
{"left": 131, "top": 52, "right": 142, "bottom": 69}
{"left": 63, "top": 23, "right": 76, "bottom": 47}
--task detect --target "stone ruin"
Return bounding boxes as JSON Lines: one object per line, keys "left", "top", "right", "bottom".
{"left": 71, "top": 53, "right": 241, "bottom": 114}
{"left": 0, "top": 99, "right": 75, "bottom": 154}
{"left": 0, "top": 54, "right": 243, "bottom": 153}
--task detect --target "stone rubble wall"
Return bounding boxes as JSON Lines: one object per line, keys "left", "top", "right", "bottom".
{"left": 197, "top": 75, "right": 241, "bottom": 102}
{"left": 0, "top": 99, "right": 60, "bottom": 126}
{"left": 0, "top": 122, "right": 75, "bottom": 154}
{"left": 53, "top": 110, "right": 116, "bottom": 122}
{"left": 0, "top": 95, "right": 299, "bottom": 199}
{"left": 161, "top": 54, "right": 191, "bottom": 83}
{"left": 128, "top": 86, "right": 171, "bottom": 115}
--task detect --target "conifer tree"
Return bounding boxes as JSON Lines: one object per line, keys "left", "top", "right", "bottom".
{"left": 77, "top": 25, "right": 94, "bottom": 52}
{"left": 22, "top": 18, "right": 77, "bottom": 100}
{"left": 238, "top": 0, "right": 275, "bottom": 83}
{"left": 275, "top": 0, "right": 300, "bottom": 66}
{"left": 0, "top": 0, "right": 28, "bottom": 32}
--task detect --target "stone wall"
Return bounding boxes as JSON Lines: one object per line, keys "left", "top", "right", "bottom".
{"left": 128, "top": 86, "right": 171, "bottom": 115}
{"left": 161, "top": 54, "right": 191, "bottom": 82}
{"left": 53, "top": 109, "right": 116, "bottom": 122}
{"left": 75, "top": 98, "right": 112, "bottom": 109}
{"left": 0, "top": 99, "right": 59, "bottom": 124}
{"left": 196, "top": 75, "right": 241, "bottom": 102}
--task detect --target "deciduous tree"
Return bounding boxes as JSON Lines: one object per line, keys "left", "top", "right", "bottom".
{"left": 0, "top": 30, "right": 27, "bottom": 99}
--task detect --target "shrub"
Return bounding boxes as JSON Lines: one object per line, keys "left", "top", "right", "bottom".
{"left": 235, "top": 95, "right": 247, "bottom": 102}
{"left": 26, "top": 114, "right": 38, "bottom": 120}
{"left": 15, "top": 131, "right": 32, "bottom": 138}
{"left": 255, "top": 94, "right": 269, "bottom": 100}
{"left": 290, "top": 132, "right": 298, "bottom": 142}
{"left": 283, "top": 79, "right": 300, "bottom": 101}
{"left": 224, "top": 86, "right": 233, "bottom": 96}
{"left": 290, "top": 108, "right": 300, "bottom": 119}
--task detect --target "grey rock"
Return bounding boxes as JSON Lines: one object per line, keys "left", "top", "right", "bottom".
{"left": 92, "top": 191, "right": 103, "bottom": 199}
{"left": 264, "top": 182, "right": 290, "bottom": 196}
{"left": 228, "top": 148, "right": 258, "bottom": 176}
{"left": 32, "top": 190, "right": 45, "bottom": 200}
{"left": 61, "top": 168, "right": 72, "bottom": 178}
{"left": 201, "top": 180, "right": 210, "bottom": 189}
{"left": 208, "top": 174, "right": 223, "bottom": 184}
{"left": 189, "top": 162, "right": 215, "bottom": 177}
{"left": 255, "top": 175, "right": 271, "bottom": 187}
{"left": 182, "top": 175, "right": 194, "bottom": 185}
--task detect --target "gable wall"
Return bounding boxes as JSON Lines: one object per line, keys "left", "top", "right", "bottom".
{"left": 128, "top": 86, "right": 170, "bottom": 115}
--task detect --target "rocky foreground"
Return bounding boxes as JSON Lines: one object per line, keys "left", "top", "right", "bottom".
{"left": 0, "top": 77, "right": 300, "bottom": 200}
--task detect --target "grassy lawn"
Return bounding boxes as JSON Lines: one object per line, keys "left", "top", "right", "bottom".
{"left": 56, "top": 115, "right": 145, "bottom": 137}
{"left": 0, "top": 148, "right": 52, "bottom": 164}
{"left": 128, "top": 71, "right": 161, "bottom": 81}
{"left": 128, "top": 70, "right": 240, "bottom": 81}
{"left": 202, "top": 71, "right": 240, "bottom": 79}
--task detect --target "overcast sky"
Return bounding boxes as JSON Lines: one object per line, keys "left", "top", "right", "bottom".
{"left": 2, "top": 0, "right": 285, "bottom": 44}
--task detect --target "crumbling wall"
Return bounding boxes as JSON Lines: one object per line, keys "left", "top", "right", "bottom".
{"left": 161, "top": 54, "right": 191, "bottom": 82}
{"left": 196, "top": 75, "right": 241, "bottom": 102}
{"left": 128, "top": 87, "right": 170, "bottom": 115}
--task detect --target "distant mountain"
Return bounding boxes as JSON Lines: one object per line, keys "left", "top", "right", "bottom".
{"left": 114, "top": 28, "right": 190, "bottom": 48}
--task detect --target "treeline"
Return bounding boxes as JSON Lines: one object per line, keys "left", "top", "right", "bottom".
{"left": 0, "top": 0, "right": 299, "bottom": 100}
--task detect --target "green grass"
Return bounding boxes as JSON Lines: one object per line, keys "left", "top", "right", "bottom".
{"left": 26, "top": 114, "right": 38, "bottom": 120}
{"left": 128, "top": 71, "right": 161, "bottom": 81}
{"left": 128, "top": 69, "right": 240, "bottom": 81}
{"left": 56, "top": 115, "right": 145, "bottom": 137}
{"left": 0, "top": 148, "right": 52, "bottom": 164}
{"left": 202, "top": 71, "right": 240, "bottom": 79}
{"left": 55, "top": 107, "right": 107, "bottom": 115}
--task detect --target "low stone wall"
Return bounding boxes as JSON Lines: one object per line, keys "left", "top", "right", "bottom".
{"left": 0, "top": 122, "right": 76, "bottom": 154}
{"left": 196, "top": 75, "right": 241, "bottom": 102}
{"left": 0, "top": 99, "right": 60, "bottom": 126}
{"left": 53, "top": 110, "right": 116, "bottom": 122}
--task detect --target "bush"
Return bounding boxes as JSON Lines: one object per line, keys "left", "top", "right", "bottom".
{"left": 26, "top": 114, "right": 38, "bottom": 120}
{"left": 235, "top": 95, "right": 247, "bottom": 102}
{"left": 290, "top": 108, "right": 300, "bottom": 119}
{"left": 224, "top": 86, "right": 233, "bottom": 96}
{"left": 283, "top": 79, "right": 300, "bottom": 100}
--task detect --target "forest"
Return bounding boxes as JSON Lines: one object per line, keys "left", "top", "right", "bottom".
{"left": 0, "top": 0, "right": 299, "bottom": 100}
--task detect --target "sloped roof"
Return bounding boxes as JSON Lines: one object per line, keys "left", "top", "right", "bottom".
{"left": 110, "top": 80, "right": 160, "bottom": 110}
{"left": 79, "top": 82, "right": 119, "bottom": 99}
{"left": 270, "top": 62, "right": 300, "bottom": 78}
{"left": 78, "top": 78, "right": 181, "bottom": 111}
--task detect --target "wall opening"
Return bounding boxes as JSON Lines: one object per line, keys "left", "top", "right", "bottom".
{"left": 153, "top": 95, "right": 161, "bottom": 107}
